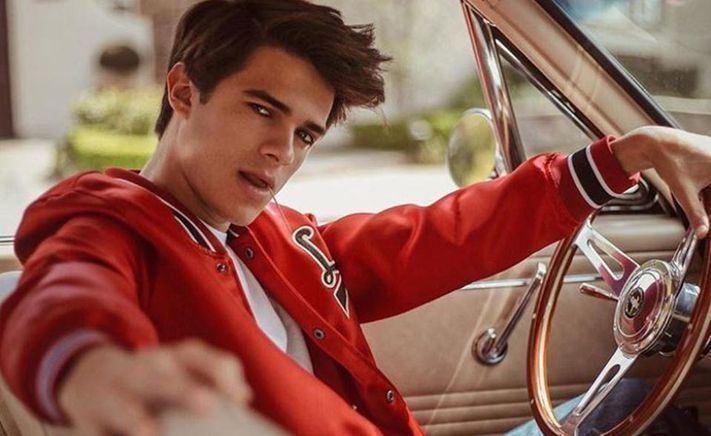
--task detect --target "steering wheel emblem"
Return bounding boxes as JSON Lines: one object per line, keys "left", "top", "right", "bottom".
{"left": 624, "top": 288, "right": 644, "bottom": 318}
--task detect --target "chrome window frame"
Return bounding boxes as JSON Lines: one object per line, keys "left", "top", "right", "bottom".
{"left": 461, "top": 1, "right": 669, "bottom": 213}
{"left": 461, "top": 7, "right": 526, "bottom": 174}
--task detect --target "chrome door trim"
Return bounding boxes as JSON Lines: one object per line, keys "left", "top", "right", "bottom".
{"left": 493, "top": 39, "right": 600, "bottom": 141}
{"left": 461, "top": 4, "right": 667, "bottom": 214}
{"left": 460, "top": 273, "right": 603, "bottom": 291}
{"left": 474, "top": 263, "right": 547, "bottom": 365}
{"left": 496, "top": 35, "right": 664, "bottom": 212}
{"left": 461, "top": 2, "right": 526, "bottom": 173}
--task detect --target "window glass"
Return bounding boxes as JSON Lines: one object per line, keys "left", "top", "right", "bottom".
{"left": 499, "top": 59, "right": 593, "bottom": 157}
{"left": 555, "top": 0, "right": 711, "bottom": 135}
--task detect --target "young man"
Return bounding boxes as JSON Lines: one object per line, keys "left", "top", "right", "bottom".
{"left": 1, "top": 0, "right": 710, "bottom": 435}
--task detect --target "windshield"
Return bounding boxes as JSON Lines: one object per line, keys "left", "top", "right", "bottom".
{"left": 555, "top": 0, "right": 711, "bottom": 135}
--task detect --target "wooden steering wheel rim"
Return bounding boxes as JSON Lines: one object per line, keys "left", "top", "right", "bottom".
{"left": 527, "top": 215, "right": 711, "bottom": 435}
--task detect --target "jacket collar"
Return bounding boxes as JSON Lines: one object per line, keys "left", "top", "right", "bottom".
{"left": 104, "top": 168, "right": 237, "bottom": 253}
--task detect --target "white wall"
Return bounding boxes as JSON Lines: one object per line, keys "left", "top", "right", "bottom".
{"left": 7, "top": 0, "right": 153, "bottom": 139}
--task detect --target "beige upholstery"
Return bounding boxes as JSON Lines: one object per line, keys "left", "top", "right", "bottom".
{"left": 0, "top": 246, "right": 20, "bottom": 276}
{"left": 0, "top": 376, "right": 70, "bottom": 436}
{"left": 0, "top": 271, "right": 24, "bottom": 436}
{"left": 0, "top": 272, "right": 20, "bottom": 303}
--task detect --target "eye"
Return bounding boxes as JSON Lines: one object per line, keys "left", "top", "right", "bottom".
{"left": 249, "top": 103, "right": 271, "bottom": 118}
{"left": 296, "top": 129, "right": 315, "bottom": 146}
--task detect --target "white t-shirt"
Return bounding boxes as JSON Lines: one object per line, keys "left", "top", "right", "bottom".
{"left": 204, "top": 224, "right": 314, "bottom": 374}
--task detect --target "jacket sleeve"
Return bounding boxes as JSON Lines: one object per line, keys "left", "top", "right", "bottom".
{"left": 317, "top": 136, "right": 640, "bottom": 323}
{"left": 0, "top": 214, "right": 159, "bottom": 423}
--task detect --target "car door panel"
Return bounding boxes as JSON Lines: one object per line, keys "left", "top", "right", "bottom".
{"left": 363, "top": 214, "right": 711, "bottom": 434}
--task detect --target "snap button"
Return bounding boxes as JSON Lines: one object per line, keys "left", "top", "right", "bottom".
{"left": 216, "top": 263, "right": 228, "bottom": 274}
{"left": 385, "top": 389, "right": 395, "bottom": 404}
{"left": 313, "top": 328, "right": 325, "bottom": 340}
{"left": 244, "top": 247, "right": 255, "bottom": 259}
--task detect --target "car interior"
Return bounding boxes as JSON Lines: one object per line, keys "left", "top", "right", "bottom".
{"left": 1, "top": 0, "right": 710, "bottom": 435}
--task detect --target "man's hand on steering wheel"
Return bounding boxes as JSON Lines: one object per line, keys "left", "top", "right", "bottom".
{"left": 611, "top": 126, "right": 711, "bottom": 238}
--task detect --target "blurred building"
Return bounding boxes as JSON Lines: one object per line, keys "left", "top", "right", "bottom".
{"left": 138, "top": 0, "right": 198, "bottom": 82}
{"left": 0, "top": 0, "right": 475, "bottom": 140}
{"left": 0, "top": 0, "right": 11, "bottom": 138}
{"left": 3, "top": 0, "right": 153, "bottom": 140}
{"left": 563, "top": 0, "right": 711, "bottom": 98}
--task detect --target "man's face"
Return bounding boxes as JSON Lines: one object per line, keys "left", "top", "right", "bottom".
{"left": 173, "top": 46, "right": 335, "bottom": 227}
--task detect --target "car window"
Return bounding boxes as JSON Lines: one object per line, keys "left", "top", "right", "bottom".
{"left": 499, "top": 58, "right": 593, "bottom": 157}
{"left": 554, "top": 0, "right": 711, "bottom": 136}
{"left": 496, "top": 58, "right": 650, "bottom": 205}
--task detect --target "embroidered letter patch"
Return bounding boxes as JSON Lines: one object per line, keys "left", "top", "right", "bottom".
{"left": 292, "top": 226, "right": 349, "bottom": 317}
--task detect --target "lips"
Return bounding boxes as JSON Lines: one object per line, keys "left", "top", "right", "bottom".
{"left": 239, "top": 170, "right": 275, "bottom": 192}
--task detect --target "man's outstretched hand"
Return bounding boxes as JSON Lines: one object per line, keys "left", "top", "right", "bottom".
{"left": 611, "top": 126, "right": 711, "bottom": 239}
{"left": 58, "top": 339, "right": 252, "bottom": 436}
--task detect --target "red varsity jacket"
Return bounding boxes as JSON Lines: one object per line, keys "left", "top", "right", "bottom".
{"left": 0, "top": 136, "right": 638, "bottom": 434}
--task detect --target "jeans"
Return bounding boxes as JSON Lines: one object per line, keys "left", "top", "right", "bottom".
{"left": 507, "top": 379, "right": 708, "bottom": 435}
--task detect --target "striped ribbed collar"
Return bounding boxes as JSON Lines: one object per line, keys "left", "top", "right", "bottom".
{"left": 104, "top": 168, "right": 247, "bottom": 253}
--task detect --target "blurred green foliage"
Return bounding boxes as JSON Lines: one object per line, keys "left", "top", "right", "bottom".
{"left": 72, "top": 87, "right": 162, "bottom": 135}
{"left": 350, "top": 121, "right": 411, "bottom": 151}
{"left": 349, "top": 69, "right": 527, "bottom": 165}
{"left": 68, "top": 126, "right": 157, "bottom": 171}
{"left": 63, "top": 87, "right": 161, "bottom": 172}
{"left": 349, "top": 76, "right": 488, "bottom": 164}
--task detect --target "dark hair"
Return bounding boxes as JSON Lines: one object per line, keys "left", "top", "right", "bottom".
{"left": 154, "top": 0, "right": 390, "bottom": 138}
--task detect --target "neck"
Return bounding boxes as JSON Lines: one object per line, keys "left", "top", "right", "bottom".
{"left": 140, "top": 122, "right": 231, "bottom": 232}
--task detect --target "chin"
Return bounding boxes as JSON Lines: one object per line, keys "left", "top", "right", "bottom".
{"left": 230, "top": 208, "right": 263, "bottom": 227}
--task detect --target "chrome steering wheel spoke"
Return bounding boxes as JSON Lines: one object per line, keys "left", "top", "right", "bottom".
{"left": 561, "top": 347, "right": 638, "bottom": 434}
{"left": 574, "top": 221, "right": 639, "bottom": 298}
{"left": 579, "top": 283, "right": 618, "bottom": 302}
{"left": 670, "top": 228, "right": 699, "bottom": 283}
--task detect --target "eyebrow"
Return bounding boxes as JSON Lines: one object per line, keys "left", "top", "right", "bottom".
{"left": 244, "top": 89, "right": 326, "bottom": 136}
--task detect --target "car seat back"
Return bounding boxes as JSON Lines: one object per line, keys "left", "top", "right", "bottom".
{"left": 0, "top": 271, "right": 19, "bottom": 304}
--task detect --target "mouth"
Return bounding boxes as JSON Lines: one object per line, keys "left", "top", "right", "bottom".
{"left": 239, "top": 171, "right": 275, "bottom": 192}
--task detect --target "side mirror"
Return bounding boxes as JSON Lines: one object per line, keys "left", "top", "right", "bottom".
{"left": 446, "top": 108, "right": 500, "bottom": 187}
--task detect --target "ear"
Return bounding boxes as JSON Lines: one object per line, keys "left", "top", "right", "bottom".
{"left": 166, "top": 62, "right": 198, "bottom": 119}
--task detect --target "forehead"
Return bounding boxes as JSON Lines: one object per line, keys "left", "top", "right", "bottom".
{"left": 213, "top": 46, "right": 335, "bottom": 125}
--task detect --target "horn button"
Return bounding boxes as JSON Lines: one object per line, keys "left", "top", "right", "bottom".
{"left": 614, "top": 260, "right": 678, "bottom": 355}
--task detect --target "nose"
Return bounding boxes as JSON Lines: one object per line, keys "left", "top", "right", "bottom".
{"left": 261, "top": 127, "right": 295, "bottom": 166}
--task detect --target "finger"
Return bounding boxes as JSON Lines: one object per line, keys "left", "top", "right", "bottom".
{"left": 173, "top": 340, "right": 251, "bottom": 404}
{"left": 123, "top": 350, "right": 217, "bottom": 414}
{"left": 703, "top": 188, "right": 711, "bottom": 239}
{"left": 671, "top": 180, "right": 709, "bottom": 239}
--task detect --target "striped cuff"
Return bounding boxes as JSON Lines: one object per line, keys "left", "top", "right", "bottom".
{"left": 36, "top": 330, "right": 108, "bottom": 422}
{"left": 567, "top": 135, "right": 640, "bottom": 207}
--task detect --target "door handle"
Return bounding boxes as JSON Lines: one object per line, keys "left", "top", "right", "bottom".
{"left": 473, "top": 262, "right": 547, "bottom": 365}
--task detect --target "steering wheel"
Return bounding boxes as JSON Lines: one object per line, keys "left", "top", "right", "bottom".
{"left": 527, "top": 211, "right": 711, "bottom": 435}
